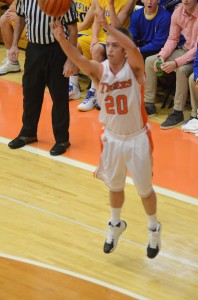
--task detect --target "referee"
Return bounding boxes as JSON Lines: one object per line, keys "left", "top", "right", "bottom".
{"left": 8, "top": 0, "right": 78, "bottom": 156}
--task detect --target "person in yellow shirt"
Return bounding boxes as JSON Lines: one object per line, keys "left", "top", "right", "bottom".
{"left": 69, "top": 0, "right": 95, "bottom": 99}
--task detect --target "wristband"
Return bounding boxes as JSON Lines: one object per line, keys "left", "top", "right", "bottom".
{"left": 174, "top": 60, "right": 178, "bottom": 67}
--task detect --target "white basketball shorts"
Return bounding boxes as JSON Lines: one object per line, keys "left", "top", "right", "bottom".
{"left": 95, "top": 128, "right": 153, "bottom": 197}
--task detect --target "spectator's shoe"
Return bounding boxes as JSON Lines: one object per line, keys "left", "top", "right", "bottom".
{"left": 160, "top": 110, "right": 184, "bottom": 129}
{"left": 77, "top": 89, "right": 96, "bottom": 111}
{"left": 69, "top": 82, "right": 81, "bottom": 100}
{"left": 95, "top": 101, "right": 101, "bottom": 111}
{"left": 0, "top": 58, "right": 21, "bottom": 75}
{"left": 145, "top": 103, "right": 157, "bottom": 117}
{"left": 147, "top": 222, "right": 161, "bottom": 259}
{"left": 104, "top": 220, "right": 127, "bottom": 254}
{"left": 50, "top": 141, "right": 70, "bottom": 156}
{"left": 182, "top": 116, "right": 197, "bottom": 125}
{"left": 8, "top": 136, "right": 38, "bottom": 149}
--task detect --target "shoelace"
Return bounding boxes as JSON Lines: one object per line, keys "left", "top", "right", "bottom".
{"left": 0, "top": 57, "right": 9, "bottom": 67}
{"left": 69, "top": 83, "right": 73, "bottom": 92}
{"left": 148, "top": 230, "right": 159, "bottom": 249}
{"left": 106, "top": 225, "right": 116, "bottom": 243}
{"left": 82, "top": 91, "right": 95, "bottom": 104}
{"left": 1, "top": 57, "right": 8, "bottom": 64}
{"left": 0, "top": 57, "right": 19, "bottom": 68}
{"left": 69, "top": 83, "right": 80, "bottom": 93}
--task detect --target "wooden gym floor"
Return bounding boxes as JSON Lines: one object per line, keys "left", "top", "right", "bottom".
{"left": 0, "top": 45, "right": 198, "bottom": 299}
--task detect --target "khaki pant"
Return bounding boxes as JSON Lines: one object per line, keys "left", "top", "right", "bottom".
{"left": 189, "top": 73, "right": 198, "bottom": 118}
{"left": 144, "top": 48, "right": 193, "bottom": 111}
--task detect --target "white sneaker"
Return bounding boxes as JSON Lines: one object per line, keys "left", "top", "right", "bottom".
{"left": 104, "top": 220, "right": 127, "bottom": 253}
{"left": 147, "top": 222, "right": 161, "bottom": 258}
{"left": 77, "top": 89, "right": 97, "bottom": 111}
{"left": 0, "top": 58, "right": 21, "bottom": 75}
{"left": 69, "top": 82, "right": 81, "bottom": 100}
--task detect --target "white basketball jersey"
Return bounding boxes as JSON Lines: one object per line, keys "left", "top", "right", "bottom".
{"left": 97, "top": 60, "right": 144, "bottom": 135}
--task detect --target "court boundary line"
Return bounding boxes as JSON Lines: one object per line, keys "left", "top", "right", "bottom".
{"left": 0, "top": 193, "right": 198, "bottom": 269}
{"left": 0, "top": 253, "right": 149, "bottom": 300}
{"left": 1, "top": 137, "right": 197, "bottom": 206}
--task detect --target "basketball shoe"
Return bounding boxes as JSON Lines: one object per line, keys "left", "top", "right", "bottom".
{"left": 147, "top": 222, "right": 161, "bottom": 258}
{"left": 0, "top": 57, "right": 21, "bottom": 75}
{"left": 77, "top": 89, "right": 97, "bottom": 111}
{"left": 103, "top": 220, "right": 127, "bottom": 253}
{"left": 69, "top": 82, "right": 81, "bottom": 100}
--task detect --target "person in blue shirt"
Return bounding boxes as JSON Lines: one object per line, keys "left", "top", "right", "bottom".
{"left": 129, "top": 0, "right": 171, "bottom": 60}
{"left": 187, "top": 44, "right": 198, "bottom": 123}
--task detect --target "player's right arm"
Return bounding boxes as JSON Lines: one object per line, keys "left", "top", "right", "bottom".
{"left": 51, "top": 19, "right": 103, "bottom": 88}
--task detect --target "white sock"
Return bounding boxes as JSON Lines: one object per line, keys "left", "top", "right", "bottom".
{"left": 90, "top": 81, "right": 96, "bottom": 92}
{"left": 70, "top": 75, "right": 79, "bottom": 86}
{"left": 6, "top": 49, "right": 10, "bottom": 60}
{"left": 147, "top": 213, "right": 158, "bottom": 231}
{"left": 110, "top": 208, "right": 122, "bottom": 226}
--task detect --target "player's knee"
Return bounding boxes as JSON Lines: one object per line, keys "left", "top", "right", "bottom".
{"left": 92, "top": 44, "right": 105, "bottom": 62}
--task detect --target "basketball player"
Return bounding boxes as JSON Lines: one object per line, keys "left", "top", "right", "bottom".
{"left": 51, "top": 8, "right": 161, "bottom": 259}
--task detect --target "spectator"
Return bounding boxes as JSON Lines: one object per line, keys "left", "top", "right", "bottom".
{"left": 129, "top": 0, "right": 171, "bottom": 60}
{"left": 8, "top": 0, "right": 77, "bottom": 156}
{"left": 76, "top": 0, "right": 135, "bottom": 111}
{"left": 69, "top": 0, "right": 95, "bottom": 100}
{"left": 187, "top": 44, "right": 198, "bottom": 123}
{"left": 144, "top": 0, "right": 198, "bottom": 129}
{"left": 0, "top": 0, "right": 20, "bottom": 75}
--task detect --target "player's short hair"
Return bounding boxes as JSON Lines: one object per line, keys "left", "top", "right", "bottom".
{"left": 115, "top": 27, "right": 134, "bottom": 41}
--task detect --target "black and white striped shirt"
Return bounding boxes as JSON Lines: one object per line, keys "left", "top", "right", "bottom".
{"left": 16, "top": 0, "right": 77, "bottom": 44}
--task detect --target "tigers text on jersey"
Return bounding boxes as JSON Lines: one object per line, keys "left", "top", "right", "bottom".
{"left": 97, "top": 59, "right": 144, "bottom": 135}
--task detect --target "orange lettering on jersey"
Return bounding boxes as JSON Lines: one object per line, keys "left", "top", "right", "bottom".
{"left": 100, "top": 79, "right": 132, "bottom": 94}
{"left": 105, "top": 95, "right": 128, "bottom": 115}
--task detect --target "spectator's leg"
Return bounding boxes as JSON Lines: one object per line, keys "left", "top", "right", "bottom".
{"left": 91, "top": 43, "right": 106, "bottom": 62}
{"left": 0, "top": 11, "right": 21, "bottom": 75}
{"left": 144, "top": 54, "right": 158, "bottom": 104}
{"left": 77, "top": 35, "right": 98, "bottom": 111}
{"left": 0, "top": 11, "right": 13, "bottom": 50}
{"left": 174, "top": 64, "right": 193, "bottom": 111}
{"left": 164, "top": 49, "right": 193, "bottom": 112}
